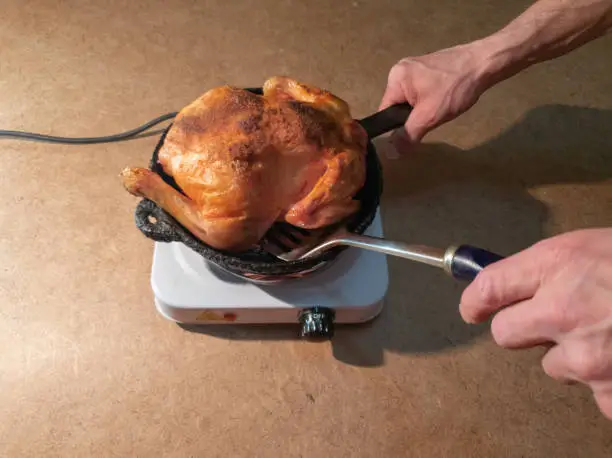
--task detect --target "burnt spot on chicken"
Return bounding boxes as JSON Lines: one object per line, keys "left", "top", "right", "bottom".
{"left": 230, "top": 160, "right": 249, "bottom": 175}
{"left": 229, "top": 142, "right": 257, "bottom": 163}
{"left": 237, "top": 113, "right": 263, "bottom": 134}
{"left": 176, "top": 115, "right": 207, "bottom": 134}
{"left": 286, "top": 100, "right": 319, "bottom": 118}
{"left": 222, "top": 87, "right": 265, "bottom": 113}
{"left": 273, "top": 101, "right": 330, "bottom": 149}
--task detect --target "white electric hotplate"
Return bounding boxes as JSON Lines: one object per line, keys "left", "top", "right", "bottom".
{"left": 151, "top": 210, "right": 389, "bottom": 327}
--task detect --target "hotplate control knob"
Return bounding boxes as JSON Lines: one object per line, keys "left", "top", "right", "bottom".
{"left": 299, "top": 307, "right": 335, "bottom": 339}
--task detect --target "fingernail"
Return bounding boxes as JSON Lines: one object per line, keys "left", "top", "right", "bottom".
{"left": 459, "top": 305, "right": 478, "bottom": 324}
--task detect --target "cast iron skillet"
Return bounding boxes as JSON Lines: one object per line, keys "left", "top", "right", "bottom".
{"left": 133, "top": 87, "right": 412, "bottom": 277}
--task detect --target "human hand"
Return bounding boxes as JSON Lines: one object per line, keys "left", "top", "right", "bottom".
{"left": 379, "top": 43, "right": 491, "bottom": 152}
{"left": 460, "top": 228, "right": 612, "bottom": 419}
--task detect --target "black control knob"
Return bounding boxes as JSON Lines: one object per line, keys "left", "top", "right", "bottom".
{"left": 299, "top": 307, "right": 335, "bottom": 339}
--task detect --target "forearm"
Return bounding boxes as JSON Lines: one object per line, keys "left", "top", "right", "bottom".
{"left": 472, "top": 0, "right": 612, "bottom": 88}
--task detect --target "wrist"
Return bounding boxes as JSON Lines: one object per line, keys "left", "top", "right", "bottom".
{"left": 466, "top": 32, "right": 532, "bottom": 92}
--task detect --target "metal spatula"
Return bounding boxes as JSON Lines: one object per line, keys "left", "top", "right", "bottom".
{"left": 263, "top": 225, "right": 504, "bottom": 282}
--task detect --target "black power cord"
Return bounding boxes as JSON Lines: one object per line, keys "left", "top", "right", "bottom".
{"left": 0, "top": 112, "right": 178, "bottom": 144}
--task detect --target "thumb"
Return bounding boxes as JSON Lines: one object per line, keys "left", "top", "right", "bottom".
{"left": 378, "top": 78, "right": 406, "bottom": 111}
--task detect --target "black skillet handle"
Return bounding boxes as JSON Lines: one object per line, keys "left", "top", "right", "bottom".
{"left": 358, "top": 102, "right": 413, "bottom": 139}
{"left": 134, "top": 199, "right": 182, "bottom": 243}
{"left": 446, "top": 245, "right": 505, "bottom": 281}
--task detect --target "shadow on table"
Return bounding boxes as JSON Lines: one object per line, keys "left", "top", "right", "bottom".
{"left": 180, "top": 104, "right": 612, "bottom": 367}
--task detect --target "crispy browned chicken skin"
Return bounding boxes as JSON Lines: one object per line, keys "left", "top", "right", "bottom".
{"left": 121, "top": 76, "right": 367, "bottom": 252}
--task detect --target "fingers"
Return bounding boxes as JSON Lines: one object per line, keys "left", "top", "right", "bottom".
{"left": 379, "top": 61, "right": 438, "bottom": 152}
{"left": 543, "top": 342, "right": 612, "bottom": 420}
{"left": 402, "top": 105, "right": 434, "bottom": 145}
{"left": 387, "top": 105, "right": 434, "bottom": 155}
{"left": 541, "top": 344, "right": 573, "bottom": 381}
{"left": 378, "top": 77, "right": 406, "bottom": 111}
{"left": 541, "top": 333, "right": 612, "bottom": 382}
{"left": 460, "top": 248, "right": 545, "bottom": 324}
{"left": 490, "top": 298, "right": 556, "bottom": 349}
{"left": 378, "top": 81, "right": 406, "bottom": 111}
{"left": 593, "top": 389, "right": 612, "bottom": 421}
{"left": 542, "top": 333, "right": 612, "bottom": 420}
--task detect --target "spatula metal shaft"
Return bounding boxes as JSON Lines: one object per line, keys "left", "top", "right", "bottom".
{"left": 300, "top": 234, "right": 446, "bottom": 268}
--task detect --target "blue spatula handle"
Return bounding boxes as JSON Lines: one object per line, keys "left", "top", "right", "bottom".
{"left": 447, "top": 245, "right": 505, "bottom": 281}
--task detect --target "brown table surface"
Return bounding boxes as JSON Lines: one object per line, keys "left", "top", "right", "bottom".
{"left": 2, "top": 1, "right": 612, "bottom": 456}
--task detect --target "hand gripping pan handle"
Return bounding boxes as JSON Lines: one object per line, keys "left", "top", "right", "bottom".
{"left": 358, "top": 102, "right": 413, "bottom": 139}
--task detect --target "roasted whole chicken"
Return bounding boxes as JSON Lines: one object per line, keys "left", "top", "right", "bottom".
{"left": 121, "top": 76, "right": 368, "bottom": 252}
